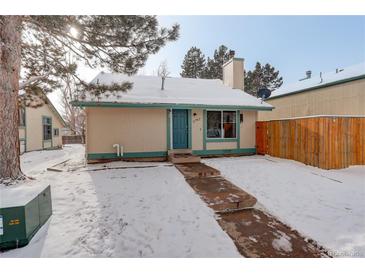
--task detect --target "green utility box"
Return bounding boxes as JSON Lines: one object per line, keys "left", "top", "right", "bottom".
{"left": 0, "top": 185, "right": 52, "bottom": 250}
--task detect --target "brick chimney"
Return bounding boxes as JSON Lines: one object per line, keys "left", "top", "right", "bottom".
{"left": 223, "top": 57, "right": 244, "bottom": 90}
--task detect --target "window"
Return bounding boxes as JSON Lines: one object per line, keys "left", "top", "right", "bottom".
{"left": 207, "top": 110, "right": 236, "bottom": 139}
{"left": 53, "top": 128, "right": 59, "bottom": 136}
{"left": 42, "top": 116, "right": 52, "bottom": 141}
{"left": 19, "top": 107, "right": 25, "bottom": 127}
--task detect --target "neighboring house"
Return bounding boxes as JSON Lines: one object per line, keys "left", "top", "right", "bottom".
{"left": 259, "top": 62, "right": 365, "bottom": 121}
{"left": 19, "top": 95, "right": 66, "bottom": 154}
{"left": 73, "top": 57, "right": 273, "bottom": 162}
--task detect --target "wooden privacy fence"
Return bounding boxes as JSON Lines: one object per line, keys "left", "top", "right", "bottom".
{"left": 62, "top": 135, "right": 84, "bottom": 144}
{"left": 256, "top": 116, "right": 365, "bottom": 169}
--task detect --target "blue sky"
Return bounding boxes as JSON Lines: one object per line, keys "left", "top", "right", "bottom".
{"left": 143, "top": 16, "right": 365, "bottom": 84}
{"left": 52, "top": 15, "right": 365, "bottom": 113}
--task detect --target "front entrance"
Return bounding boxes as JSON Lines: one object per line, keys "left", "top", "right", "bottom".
{"left": 172, "top": 109, "right": 189, "bottom": 149}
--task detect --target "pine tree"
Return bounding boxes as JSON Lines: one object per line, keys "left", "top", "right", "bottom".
{"left": 204, "top": 45, "right": 233, "bottom": 80}
{"left": 180, "top": 47, "right": 206, "bottom": 78}
{"left": 0, "top": 16, "right": 179, "bottom": 183}
{"left": 244, "top": 62, "right": 283, "bottom": 97}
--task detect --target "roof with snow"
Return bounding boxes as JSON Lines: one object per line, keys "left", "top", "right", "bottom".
{"left": 18, "top": 89, "right": 66, "bottom": 126}
{"left": 270, "top": 62, "right": 365, "bottom": 99}
{"left": 74, "top": 72, "right": 273, "bottom": 110}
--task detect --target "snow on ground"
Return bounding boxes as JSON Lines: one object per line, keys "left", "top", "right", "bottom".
{"left": 1, "top": 145, "right": 240, "bottom": 258}
{"left": 203, "top": 156, "right": 365, "bottom": 258}
{"left": 21, "top": 145, "right": 84, "bottom": 175}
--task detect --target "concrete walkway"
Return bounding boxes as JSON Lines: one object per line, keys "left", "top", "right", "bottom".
{"left": 175, "top": 162, "right": 329, "bottom": 258}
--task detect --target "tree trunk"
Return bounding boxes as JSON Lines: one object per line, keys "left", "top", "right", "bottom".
{"left": 0, "top": 16, "right": 23, "bottom": 181}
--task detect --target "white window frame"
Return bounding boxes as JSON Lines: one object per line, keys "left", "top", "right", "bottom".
{"left": 206, "top": 109, "right": 237, "bottom": 140}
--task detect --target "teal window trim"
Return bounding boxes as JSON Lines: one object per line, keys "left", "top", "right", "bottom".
{"left": 206, "top": 138, "right": 237, "bottom": 143}
{"left": 42, "top": 115, "right": 53, "bottom": 149}
{"left": 206, "top": 110, "right": 237, "bottom": 139}
{"left": 203, "top": 109, "right": 241, "bottom": 148}
{"left": 236, "top": 110, "right": 240, "bottom": 149}
{"left": 203, "top": 110, "right": 207, "bottom": 150}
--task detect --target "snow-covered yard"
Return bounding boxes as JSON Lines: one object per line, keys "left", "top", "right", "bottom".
{"left": 203, "top": 156, "right": 365, "bottom": 258}
{"left": 0, "top": 145, "right": 240, "bottom": 258}
{"left": 2, "top": 145, "right": 364, "bottom": 258}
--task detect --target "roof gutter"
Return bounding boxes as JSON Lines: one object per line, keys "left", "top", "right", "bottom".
{"left": 71, "top": 101, "right": 274, "bottom": 111}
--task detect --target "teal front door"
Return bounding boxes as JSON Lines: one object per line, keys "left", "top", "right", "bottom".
{"left": 172, "top": 109, "right": 188, "bottom": 149}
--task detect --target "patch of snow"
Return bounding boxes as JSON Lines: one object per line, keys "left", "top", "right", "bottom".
{"left": 0, "top": 183, "right": 49, "bottom": 208}
{"left": 1, "top": 145, "right": 240, "bottom": 258}
{"left": 78, "top": 73, "right": 272, "bottom": 109}
{"left": 203, "top": 155, "right": 365, "bottom": 257}
{"left": 21, "top": 145, "right": 85, "bottom": 176}
{"left": 248, "top": 236, "right": 258, "bottom": 243}
{"left": 272, "top": 232, "right": 293, "bottom": 253}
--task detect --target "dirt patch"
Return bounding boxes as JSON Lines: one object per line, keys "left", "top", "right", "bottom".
{"left": 218, "top": 209, "right": 328, "bottom": 257}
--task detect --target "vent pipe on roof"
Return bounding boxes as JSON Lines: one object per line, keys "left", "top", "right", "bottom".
{"left": 319, "top": 72, "right": 323, "bottom": 83}
{"left": 299, "top": 70, "right": 312, "bottom": 81}
{"left": 161, "top": 77, "right": 165, "bottom": 91}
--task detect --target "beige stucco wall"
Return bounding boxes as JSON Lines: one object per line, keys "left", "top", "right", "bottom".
{"left": 86, "top": 107, "right": 258, "bottom": 156}
{"left": 22, "top": 103, "right": 63, "bottom": 151}
{"left": 86, "top": 107, "right": 167, "bottom": 154}
{"left": 259, "top": 78, "right": 365, "bottom": 121}
{"left": 239, "top": 110, "right": 257, "bottom": 148}
{"left": 207, "top": 142, "right": 237, "bottom": 150}
{"left": 192, "top": 109, "right": 203, "bottom": 150}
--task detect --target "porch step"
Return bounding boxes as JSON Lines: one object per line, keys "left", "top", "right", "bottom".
{"left": 175, "top": 163, "right": 220, "bottom": 179}
{"left": 186, "top": 176, "right": 257, "bottom": 211}
{"left": 168, "top": 149, "right": 192, "bottom": 156}
{"left": 168, "top": 153, "right": 201, "bottom": 164}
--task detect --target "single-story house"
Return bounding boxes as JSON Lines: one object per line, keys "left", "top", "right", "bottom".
{"left": 19, "top": 95, "right": 66, "bottom": 153}
{"left": 259, "top": 62, "right": 365, "bottom": 121}
{"left": 73, "top": 57, "right": 273, "bottom": 162}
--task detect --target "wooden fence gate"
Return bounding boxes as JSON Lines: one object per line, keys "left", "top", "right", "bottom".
{"left": 62, "top": 135, "right": 84, "bottom": 144}
{"left": 256, "top": 121, "right": 267, "bottom": 155}
{"left": 256, "top": 116, "right": 365, "bottom": 169}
